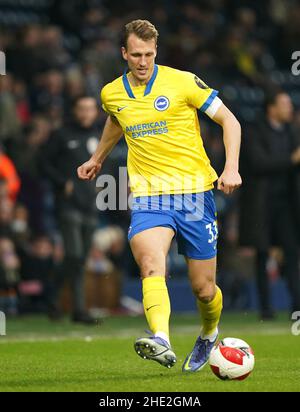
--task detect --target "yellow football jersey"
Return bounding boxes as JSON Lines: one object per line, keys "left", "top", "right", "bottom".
{"left": 101, "top": 64, "right": 219, "bottom": 197}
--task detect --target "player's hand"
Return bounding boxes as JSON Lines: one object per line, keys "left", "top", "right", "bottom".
{"left": 217, "top": 169, "right": 242, "bottom": 195}
{"left": 77, "top": 158, "right": 102, "bottom": 180}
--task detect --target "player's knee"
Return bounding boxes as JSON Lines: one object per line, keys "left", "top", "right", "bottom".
{"left": 193, "top": 281, "right": 216, "bottom": 303}
{"left": 139, "top": 254, "right": 164, "bottom": 278}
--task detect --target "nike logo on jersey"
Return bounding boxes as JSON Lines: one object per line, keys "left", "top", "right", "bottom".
{"left": 146, "top": 304, "right": 160, "bottom": 311}
{"left": 117, "top": 106, "right": 127, "bottom": 112}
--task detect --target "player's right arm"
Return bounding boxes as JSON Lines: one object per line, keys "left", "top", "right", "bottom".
{"left": 77, "top": 115, "right": 123, "bottom": 180}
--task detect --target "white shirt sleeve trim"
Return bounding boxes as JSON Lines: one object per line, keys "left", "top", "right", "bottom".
{"left": 204, "top": 96, "right": 223, "bottom": 118}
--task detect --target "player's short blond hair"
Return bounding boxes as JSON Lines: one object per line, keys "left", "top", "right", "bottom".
{"left": 123, "top": 19, "right": 158, "bottom": 48}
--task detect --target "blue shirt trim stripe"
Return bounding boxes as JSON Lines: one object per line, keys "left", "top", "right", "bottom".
{"left": 144, "top": 64, "right": 158, "bottom": 96}
{"left": 122, "top": 71, "right": 135, "bottom": 98}
{"left": 122, "top": 64, "right": 158, "bottom": 99}
{"left": 199, "top": 89, "right": 219, "bottom": 112}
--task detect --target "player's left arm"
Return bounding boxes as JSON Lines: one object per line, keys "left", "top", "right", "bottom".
{"left": 211, "top": 103, "right": 242, "bottom": 195}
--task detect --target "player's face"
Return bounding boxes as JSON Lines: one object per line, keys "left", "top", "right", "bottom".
{"left": 274, "top": 94, "right": 294, "bottom": 123}
{"left": 73, "top": 98, "right": 98, "bottom": 128}
{"left": 122, "top": 34, "right": 157, "bottom": 84}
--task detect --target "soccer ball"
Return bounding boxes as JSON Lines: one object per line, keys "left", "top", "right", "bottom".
{"left": 209, "top": 337, "right": 255, "bottom": 380}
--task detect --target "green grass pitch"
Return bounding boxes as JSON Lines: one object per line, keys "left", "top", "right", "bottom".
{"left": 0, "top": 312, "right": 299, "bottom": 392}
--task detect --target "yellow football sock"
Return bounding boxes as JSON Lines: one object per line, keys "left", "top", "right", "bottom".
{"left": 142, "top": 276, "right": 170, "bottom": 339}
{"left": 197, "top": 286, "right": 223, "bottom": 336}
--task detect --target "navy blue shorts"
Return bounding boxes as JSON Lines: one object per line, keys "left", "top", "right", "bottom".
{"left": 128, "top": 190, "right": 218, "bottom": 260}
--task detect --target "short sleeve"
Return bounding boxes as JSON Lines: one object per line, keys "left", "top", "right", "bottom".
{"left": 184, "top": 72, "right": 219, "bottom": 112}
{"left": 100, "top": 86, "right": 112, "bottom": 115}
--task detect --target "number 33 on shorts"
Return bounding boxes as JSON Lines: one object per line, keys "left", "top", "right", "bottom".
{"left": 206, "top": 220, "right": 218, "bottom": 249}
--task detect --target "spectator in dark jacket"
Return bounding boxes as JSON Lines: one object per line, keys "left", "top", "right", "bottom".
{"left": 239, "top": 90, "right": 300, "bottom": 319}
{"left": 40, "top": 95, "right": 101, "bottom": 323}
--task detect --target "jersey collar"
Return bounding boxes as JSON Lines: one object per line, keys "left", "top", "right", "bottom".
{"left": 122, "top": 64, "right": 158, "bottom": 99}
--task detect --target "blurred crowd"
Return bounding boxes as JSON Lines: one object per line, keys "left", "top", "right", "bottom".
{"left": 1, "top": 0, "right": 300, "bottom": 315}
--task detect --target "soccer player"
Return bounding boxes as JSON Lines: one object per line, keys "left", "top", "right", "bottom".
{"left": 77, "top": 20, "right": 242, "bottom": 372}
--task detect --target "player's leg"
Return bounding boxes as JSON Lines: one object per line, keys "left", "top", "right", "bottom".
{"left": 187, "top": 256, "right": 222, "bottom": 340}
{"left": 188, "top": 256, "right": 222, "bottom": 341}
{"left": 182, "top": 256, "right": 222, "bottom": 372}
{"left": 130, "top": 227, "right": 173, "bottom": 339}
{"left": 174, "top": 190, "right": 222, "bottom": 372}
{"left": 130, "top": 226, "right": 177, "bottom": 368}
